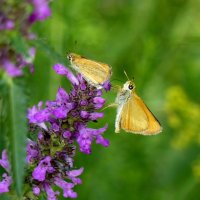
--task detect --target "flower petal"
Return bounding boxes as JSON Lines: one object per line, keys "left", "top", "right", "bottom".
{"left": 0, "top": 174, "right": 12, "bottom": 194}
{"left": 53, "top": 64, "right": 79, "bottom": 85}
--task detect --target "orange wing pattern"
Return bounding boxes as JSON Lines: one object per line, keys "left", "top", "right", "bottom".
{"left": 120, "top": 92, "right": 162, "bottom": 135}
{"left": 73, "top": 58, "right": 111, "bottom": 85}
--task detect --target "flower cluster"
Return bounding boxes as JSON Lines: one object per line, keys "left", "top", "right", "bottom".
{"left": 0, "top": 150, "right": 12, "bottom": 194}
{"left": 0, "top": 0, "right": 51, "bottom": 77}
{"left": 0, "top": 64, "right": 110, "bottom": 199}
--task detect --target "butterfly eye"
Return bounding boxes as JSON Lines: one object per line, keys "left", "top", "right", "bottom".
{"left": 67, "top": 54, "right": 72, "bottom": 61}
{"left": 128, "top": 84, "right": 134, "bottom": 90}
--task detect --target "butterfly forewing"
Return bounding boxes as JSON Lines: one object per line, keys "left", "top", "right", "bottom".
{"left": 120, "top": 92, "right": 162, "bottom": 135}
{"left": 73, "top": 58, "right": 110, "bottom": 84}
{"left": 69, "top": 53, "right": 112, "bottom": 88}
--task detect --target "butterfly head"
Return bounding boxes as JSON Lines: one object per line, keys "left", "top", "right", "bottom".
{"left": 67, "top": 53, "right": 74, "bottom": 62}
{"left": 123, "top": 81, "right": 136, "bottom": 91}
{"left": 67, "top": 53, "right": 86, "bottom": 63}
{"left": 67, "top": 53, "right": 81, "bottom": 62}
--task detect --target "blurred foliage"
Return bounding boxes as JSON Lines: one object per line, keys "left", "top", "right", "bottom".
{"left": 166, "top": 86, "right": 200, "bottom": 149}
{"left": 29, "top": 0, "right": 200, "bottom": 199}
{"left": 1, "top": 0, "right": 200, "bottom": 199}
{"left": 0, "top": 74, "right": 27, "bottom": 197}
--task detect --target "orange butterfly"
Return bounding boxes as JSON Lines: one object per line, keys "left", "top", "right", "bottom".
{"left": 67, "top": 53, "right": 112, "bottom": 89}
{"left": 115, "top": 76, "right": 162, "bottom": 135}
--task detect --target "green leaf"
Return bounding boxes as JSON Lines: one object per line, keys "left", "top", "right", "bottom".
{"left": 1, "top": 74, "right": 27, "bottom": 197}
{"left": 10, "top": 33, "right": 29, "bottom": 59}
{"left": 0, "top": 74, "right": 9, "bottom": 151}
{"left": 30, "top": 38, "right": 66, "bottom": 64}
{"left": 0, "top": 194, "right": 13, "bottom": 200}
{"left": 0, "top": 93, "right": 6, "bottom": 151}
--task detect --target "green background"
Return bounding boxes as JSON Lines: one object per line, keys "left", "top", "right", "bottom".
{"left": 25, "top": 0, "right": 200, "bottom": 199}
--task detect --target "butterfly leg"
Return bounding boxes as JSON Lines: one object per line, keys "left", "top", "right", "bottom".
{"left": 101, "top": 103, "right": 118, "bottom": 111}
{"left": 115, "top": 104, "right": 123, "bottom": 133}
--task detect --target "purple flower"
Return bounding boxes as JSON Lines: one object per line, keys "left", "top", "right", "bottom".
{"left": 17, "top": 47, "right": 36, "bottom": 73}
{"left": 0, "top": 62, "right": 111, "bottom": 198}
{"left": 0, "top": 174, "right": 12, "bottom": 194}
{"left": 77, "top": 124, "right": 108, "bottom": 154}
{"left": 56, "top": 87, "right": 70, "bottom": 102}
{"left": 28, "top": 64, "right": 110, "bottom": 154}
{"left": 80, "top": 111, "right": 104, "bottom": 120}
{"left": 103, "top": 80, "right": 112, "bottom": 92}
{"left": 53, "top": 64, "right": 79, "bottom": 85}
{"left": 0, "top": 0, "right": 51, "bottom": 78}
{"left": 96, "top": 135, "right": 110, "bottom": 147}
{"left": 0, "top": 151, "right": 12, "bottom": 194}
{"left": 66, "top": 167, "right": 84, "bottom": 185}
{"left": 93, "top": 97, "right": 106, "bottom": 109}
{"left": 54, "top": 177, "right": 77, "bottom": 198}
{"left": 89, "top": 112, "right": 104, "bottom": 120}
{"left": 33, "top": 185, "right": 41, "bottom": 196}
{"left": 43, "top": 183, "right": 59, "bottom": 200}
{"left": 63, "top": 131, "right": 72, "bottom": 139}
{"left": 80, "top": 111, "right": 90, "bottom": 119}
{"left": 32, "top": 156, "right": 54, "bottom": 181}
{"left": 2, "top": 60, "right": 23, "bottom": 77}
{"left": 28, "top": 0, "right": 51, "bottom": 23}
{"left": 52, "top": 123, "right": 60, "bottom": 132}
{"left": 26, "top": 64, "right": 110, "bottom": 199}
{"left": 27, "top": 102, "right": 49, "bottom": 129}
{"left": 0, "top": 47, "right": 35, "bottom": 77}
{"left": 26, "top": 140, "right": 39, "bottom": 163}
{"left": 0, "top": 15, "right": 15, "bottom": 31}
{"left": 0, "top": 150, "right": 10, "bottom": 172}
{"left": 46, "top": 88, "right": 74, "bottom": 119}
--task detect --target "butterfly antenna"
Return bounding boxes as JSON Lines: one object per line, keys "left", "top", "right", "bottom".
{"left": 74, "top": 40, "right": 78, "bottom": 52}
{"left": 123, "top": 70, "right": 130, "bottom": 80}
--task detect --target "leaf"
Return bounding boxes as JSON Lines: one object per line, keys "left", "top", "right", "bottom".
{"left": 30, "top": 38, "right": 66, "bottom": 64}
{"left": 0, "top": 96, "right": 5, "bottom": 151}
{"left": 0, "top": 74, "right": 8, "bottom": 151}
{"left": 1, "top": 74, "right": 27, "bottom": 197}
{"left": 0, "top": 194, "right": 13, "bottom": 200}
{"left": 10, "top": 33, "right": 29, "bottom": 59}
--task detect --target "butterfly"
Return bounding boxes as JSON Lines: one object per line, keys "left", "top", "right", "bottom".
{"left": 67, "top": 53, "right": 112, "bottom": 89}
{"left": 115, "top": 77, "right": 162, "bottom": 135}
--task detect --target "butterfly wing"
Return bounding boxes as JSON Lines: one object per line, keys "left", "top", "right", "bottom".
{"left": 72, "top": 58, "right": 111, "bottom": 85}
{"left": 120, "top": 92, "right": 162, "bottom": 135}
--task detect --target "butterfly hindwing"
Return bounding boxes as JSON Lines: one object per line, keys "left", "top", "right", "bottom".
{"left": 120, "top": 92, "right": 162, "bottom": 135}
